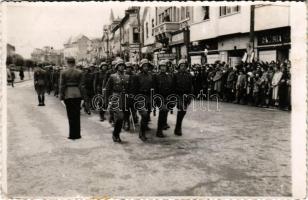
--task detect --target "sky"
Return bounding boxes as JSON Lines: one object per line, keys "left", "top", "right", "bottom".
{"left": 6, "top": 2, "right": 128, "bottom": 58}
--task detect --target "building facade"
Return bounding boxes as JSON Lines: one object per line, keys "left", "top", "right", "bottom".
{"left": 189, "top": 5, "right": 290, "bottom": 67}
{"left": 63, "top": 34, "right": 93, "bottom": 64}
{"left": 31, "top": 46, "right": 64, "bottom": 66}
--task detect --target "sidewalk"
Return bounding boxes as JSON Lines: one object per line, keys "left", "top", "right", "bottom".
{"left": 13, "top": 71, "right": 33, "bottom": 83}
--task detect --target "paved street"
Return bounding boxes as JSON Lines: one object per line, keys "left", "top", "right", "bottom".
{"left": 7, "top": 80, "right": 291, "bottom": 197}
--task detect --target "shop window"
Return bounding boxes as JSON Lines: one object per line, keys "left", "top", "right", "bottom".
{"left": 219, "top": 6, "right": 240, "bottom": 17}
{"left": 202, "top": 6, "right": 210, "bottom": 20}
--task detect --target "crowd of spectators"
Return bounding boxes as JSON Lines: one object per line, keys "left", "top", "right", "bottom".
{"left": 189, "top": 60, "right": 291, "bottom": 111}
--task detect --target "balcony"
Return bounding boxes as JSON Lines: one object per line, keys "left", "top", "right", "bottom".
{"left": 154, "top": 22, "right": 180, "bottom": 36}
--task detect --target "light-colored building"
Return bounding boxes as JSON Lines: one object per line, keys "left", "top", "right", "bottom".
{"left": 189, "top": 5, "right": 290, "bottom": 66}
{"left": 141, "top": 7, "right": 156, "bottom": 61}
{"left": 63, "top": 34, "right": 93, "bottom": 63}
{"left": 31, "top": 46, "right": 64, "bottom": 66}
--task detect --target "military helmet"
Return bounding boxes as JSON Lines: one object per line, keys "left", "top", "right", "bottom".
{"left": 99, "top": 62, "right": 108, "bottom": 69}
{"left": 158, "top": 59, "right": 169, "bottom": 69}
{"left": 139, "top": 58, "right": 150, "bottom": 68}
{"left": 111, "top": 60, "right": 117, "bottom": 66}
{"left": 178, "top": 59, "right": 188, "bottom": 66}
{"left": 125, "top": 62, "right": 132, "bottom": 68}
{"left": 115, "top": 58, "right": 126, "bottom": 69}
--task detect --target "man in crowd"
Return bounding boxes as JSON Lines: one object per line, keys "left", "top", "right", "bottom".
{"left": 95, "top": 62, "right": 109, "bottom": 121}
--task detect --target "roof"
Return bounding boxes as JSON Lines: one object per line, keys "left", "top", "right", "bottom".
{"left": 64, "top": 34, "right": 90, "bottom": 45}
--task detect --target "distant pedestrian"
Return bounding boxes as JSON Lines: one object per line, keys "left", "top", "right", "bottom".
{"left": 60, "top": 57, "right": 85, "bottom": 140}
{"left": 34, "top": 63, "right": 47, "bottom": 106}
{"left": 7, "top": 65, "right": 15, "bottom": 87}
{"left": 19, "top": 67, "right": 24, "bottom": 81}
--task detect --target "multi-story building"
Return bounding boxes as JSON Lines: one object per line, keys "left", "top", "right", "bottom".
{"left": 63, "top": 34, "right": 93, "bottom": 63}
{"left": 189, "top": 5, "right": 290, "bottom": 66}
{"left": 153, "top": 6, "right": 194, "bottom": 64}
{"left": 103, "top": 7, "right": 141, "bottom": 63}
{"left": 31, "top": 46, "right": 64, "bottom": 66}
{"left": 141, "top": 7, "right": 156, "bottom": 61}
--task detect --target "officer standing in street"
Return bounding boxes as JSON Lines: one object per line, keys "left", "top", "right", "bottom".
{"left": 136, "top": 59, "right": 154, "bottom": 141}
{"left": 34, "top": 63, "right": 48, "bottom": 106}
{"left": 60, "top": 57, "right": 85, "bottom": 140}
{"left": 173, "top": 59, "right": 194, "bottom": 136}
{"left": 106, "top": 59, "right": 130, "bottom": 143}
{"left": 154, "top": 60, "right": 174, "bottom": 138}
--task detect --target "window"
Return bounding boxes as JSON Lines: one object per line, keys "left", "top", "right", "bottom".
{"left": 145, "top": 22, "right": 149, "bottom": 39}
{"left": 181, "top": 7, "right": 185, "bottom": 20}
{"left": 219, "top": 6, "right": 240, "bottom": 16}
{"left": 186, "top": 6, "right": 190, "bottom": 18}
{"left": 151, "top": 19, "right": 154, "bottom": 36}
{"left": 202, "top": 6, "right": 210, "bottom": 20}
{"left": 133, "top": 27, "right": 139, "bottom": 43}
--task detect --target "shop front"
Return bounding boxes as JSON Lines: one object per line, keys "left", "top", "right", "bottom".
{"left": 256, "top": 26, "right": 291, "bottom": 63}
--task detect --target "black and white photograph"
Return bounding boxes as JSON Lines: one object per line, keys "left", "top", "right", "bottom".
{"left": 1, "top": 1, "right": 306, "bottom": 198}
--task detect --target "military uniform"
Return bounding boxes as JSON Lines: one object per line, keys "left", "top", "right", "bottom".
{"left": 173, "top": 59, "right": 194, "bottom": 136}
{"left": 53, "top": 68, "right": 60, "bottom": 97}
{"left": 94, "top": 62, "right": 108, "bottom": 121}
{"left": 154, "top": 60, "right": 174, "bottom": 137}
{"left": 34, "top": 66, "right": 48, "bottom": 106}
{"left": 60, "top": 58, "right": 84, "bottom": 140}
{"left": 136, "top": 59, "right": 155, "bottom": 141}
{"left": 82, "top": 67, "right": 96, "bottom": 114}
{"left": 106, "top": 59, "right": 130, "bottom": 142}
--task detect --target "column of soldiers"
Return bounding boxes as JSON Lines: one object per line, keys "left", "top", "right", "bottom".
{"left": 34, "top": 58, "right": 194, "bottom": 143}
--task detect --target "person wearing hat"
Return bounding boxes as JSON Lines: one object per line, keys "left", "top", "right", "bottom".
{"left": 34, "top": 63, "right": 48, "bottom": 106}
{"left": 59, "top": 57, "right": 85, "bottom": 140}
{"left": 105, "top": 60, "right": 118, "bottom": 125}
{"left": 154, "top": 59, "right": 174, "bottom": 138}
{"left": 135, "top": 58, "right": 155, "bottom": 141}
{"left": 106, "top": 59, "right": 130, "bottom": 143}
{"left": 52, "top": 66, "right": 61, "bottom": 98}
{"left": 173, "top": 59, "right": 193, "bottom": 136}
{"left": 94, "top": 62, "right": 109, "bottom": 121}
{"left": 122, "top": 62, "right": 138, "bottom": 130}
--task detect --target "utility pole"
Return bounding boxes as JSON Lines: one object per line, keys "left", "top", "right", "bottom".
{"left": 249, "top": 5, "right": 255, "bottom": 49}
{"left": 137, "top": 7, "right": 142, "bottom": 62}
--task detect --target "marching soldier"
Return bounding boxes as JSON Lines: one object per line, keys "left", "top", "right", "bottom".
{"left": 123, "top": 62, "right": 138, "bottom": 131}
{"left": 94, "top": 62, "right": 108, "bottom": 121}
{"left": 106, "top": 59, "right": 130, "bottom": 143}
{"left": 53, "top": 66, "right": 60, "bottom": 97}
{"left": 154, "top": 60, "right": 174, "bottom": 138}
{"left": 82, "top": 65, "right": 96, "bottom": 115}
{"left": 60, "top": 57, "right": 85, "bottom": 140}
{"left": 106, "top": 60, "right": 117, "bottom": 125}
{"left": 136, "top": 59, "right": 154, "bottom": 141}
{"left": 173, "top": 59, "right": 194, "bottom": 136}
{"left": 34, "top": 63, "right": 48, "bottom": 106}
